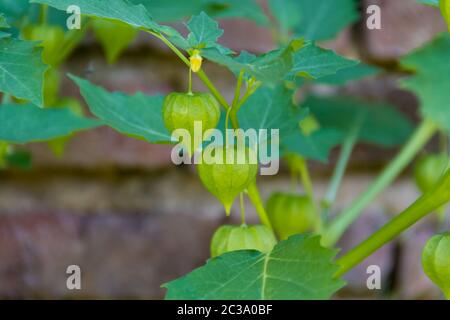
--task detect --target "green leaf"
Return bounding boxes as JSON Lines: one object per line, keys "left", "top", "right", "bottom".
{"left": 0, "top": 14, "right": 10, "bottom": 28}
{"left": 0, "top": 37, "right": 48, "bottom": 107}
{"left": 92, "top": 18, "right": 138, "bottom": 64}
{"left": 283, "top": 128, "right": 345, "bottom": 163}
{"left": 316, "top": 64, "right": 380, "bottom": 85}
{"left": 305, "top": 95, "right": 415, "bottom": 147}
{"left": 0, "top": 0, "right": 29, "bottom": 21}
{"left": 70, "top": 75, "right": 172, "bottom": 144}
{"left": 286, "top": 43, "right": 358, "bottom": 83}
{"left": 268, "top": 0, "right": 301, "bottom": 35}
{"left": 31, "top": 0, "right": 181, "bottom": 38}
{"left": 205, "top": 0, "right": 269, "bottom": 26}
{"left": 163, "top": 235, "right": 345, "bottom": 299}
{"left": 0, "top": 104, "right": 101, "bottom": 143}
{"left": 268, "top": 0, "right": 358, "bottom": 41}
{"left": 400, "top": 33, "right": 450, "bottom": 132}
{"left": 132, "top": 0, "right": 268, "bottom": 25}
{"left": 203, "top": 40, "right": 297, "bottom": 84}
{"left": 417, "top": 0, "right": 439, "bottom": 6}
{"left": 186, "top": 11, "right": 224, "bottom": 50}
{"left": 295, "top": 0, "right": 358, "bottom": 41}
{"left": 238, "top": 85, "right": 306, "bottom": 137}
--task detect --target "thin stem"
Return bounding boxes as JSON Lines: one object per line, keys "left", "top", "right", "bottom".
{"left": 298, "top": 158, "right": 322, "bottom": 231}
{"left": 246, "top": 181, "right": 273, "bottom": 231}
{"left": 322, "top": 117, "right": 362, "bottom": 222}
{"left": 240, "top": 193, "right": 246, "bottom": 225}
{"left": 322, "top": 118, "right": 438, "bottom": 247}
{"left": 188, "top": 67, "right": 193, "bottom": 94}
{"left": 232, "top": 70, "right": 245, "bottom": 108}
{"left": 335, "top": 169, "right": 450, "bottom": 278}
{"left": 224, "top": 107, "right": 232, "bottom": 147}
{"left": 39, "top": 4, "right": 48, "bottom": 25}
{"left": 146, "top": 31, "right": 231, "bottom": 112}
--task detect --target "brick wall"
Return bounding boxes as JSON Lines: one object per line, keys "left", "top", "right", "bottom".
{"left": 0, "top": 0, "right": 448, "bottom": 299}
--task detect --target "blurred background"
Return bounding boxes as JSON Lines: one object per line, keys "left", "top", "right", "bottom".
{"left": 0, "top": 0, "right": 449, "bottom": 299}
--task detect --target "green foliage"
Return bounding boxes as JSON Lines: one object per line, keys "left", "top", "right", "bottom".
{"left": 70, "top": 76, "right": 172, "bottom": 144}
{"left": 0, "top": 103, "right": 101, "bottom": 143}
{"left": 286, "top": 42, "right": 358, "bottom": 82}
{"left": 92, "top": 18, "right": 138, "bottom": 64}
{"left": 305, "top": 95, "right": 414, "bottom": 147}
{"left": 317, "top": 64, "right": 380, "bottom": 85}
{"left": 186, "top": 11, "right": 224, "bottom": 51}
{"left": 400, "top": 33, "right": 450, "bottom": 132}
{"left": 164, "top": 235, "right": 345, "bottom": 299}
{"left": 0, "top": 37, "right": 47, "bottom": 106}
{"left": 282, "top": 128, "right": 344, "bottom": 162}
{"left": 132, "top": 0, "right": 268, "bottom": 25}
{"left": 237, "top": 85, "right": 307, "bottom": 138}
{"left": 417, "top": 0, "right": 439, "bottom": 6}
{"left": 268, "top": 0, "right": 359, "bottom": 41}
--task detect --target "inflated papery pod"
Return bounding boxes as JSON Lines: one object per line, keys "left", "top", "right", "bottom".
{"left": 422, "top": 232, "right": 450, "bottom": 299}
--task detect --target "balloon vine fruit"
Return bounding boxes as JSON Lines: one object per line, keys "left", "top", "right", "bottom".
{"left": 210, "top": 224, "right": 277, "bottom": 257}
{"left": 197, "top": 146, "right": 258, "bottom": 215}
{"left": 422, "top": 233, "right": 450, "bottom": 299}
{"left": 163, "top": 92, "right": 220, "bottom": 155}
{"left": 414, "top": 154, "right": 449, "bottom": 193}
{"left": 22, "top": 24, "right": 65, "bottom": 66}
{"left": 266, "top": 192, "right": 317, "bottom": 240}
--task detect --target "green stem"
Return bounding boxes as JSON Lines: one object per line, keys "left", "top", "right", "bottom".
{"left": 188, "top": 67, "right": 193, "bottom": 94}
{"left": 147, "top": 31, "right": 231, "bottom": 113}
{"left": 335, "top": 169, "right": 450, "bottom": 278}
{"left": 240, "top": 193, "right": 246, "bottom": 225}
{"left": 322, "top": 118, "right": 438, "bottom": 247}
{"left": 40, "top": 4, "right": 48, "bottom": 25}
{"left": 232, "top": 70, "right": 245, "bottom": 108}
{"left": 297, "top": 157, "right": 322, "bottom": 231}
{"left": 322, "top": 118, "right": 361, "bottom": 222}
{"left": 247, "top": 181, "right": 273, "bottom": 231}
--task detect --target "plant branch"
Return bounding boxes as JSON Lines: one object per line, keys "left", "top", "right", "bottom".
{"left": 322, "top": 117, "right": 362, "bottom": 222}
{"left": 147, "top": 31, "right": 231, "bottom": 112}
{"left": 335, "top": 169, "right": 450, "bottom": 278}
{"left": 322, "top": 118, "right": 438, "bottom": 247}
{"left": 247, "top": 181, "right": 273, "bottom": 231}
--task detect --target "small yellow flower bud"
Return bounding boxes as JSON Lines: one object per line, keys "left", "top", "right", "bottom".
{"left": 190, "top": 51, "right": 203, "bottom": 73}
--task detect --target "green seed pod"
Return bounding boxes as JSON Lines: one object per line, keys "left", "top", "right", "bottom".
{"left": 422, "top": 233, "right": 450, "bottom": 299}
{"left": 22, "top": 25, "right": 65, "bottom": 66}
{"left": 414, "top": 154, "right": 449, "bottom": 193}
{"left": 266, "top": 192, "right": 317, "bottom": 240}
{"left": 163, "top": 92, "right": 220, "bottom": 155}
{"left": 211, "top": 224, "right": 277, "bottom": 257}
{"left": 198, "top": 146, "right": 258, "bottom": 215}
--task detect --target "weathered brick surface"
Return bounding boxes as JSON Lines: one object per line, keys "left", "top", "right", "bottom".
{"left": 360, "top": 0, "right": 447, "bottom": 62}
{"left": 1, "top": 1, "right": 449, "bottom": 299}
